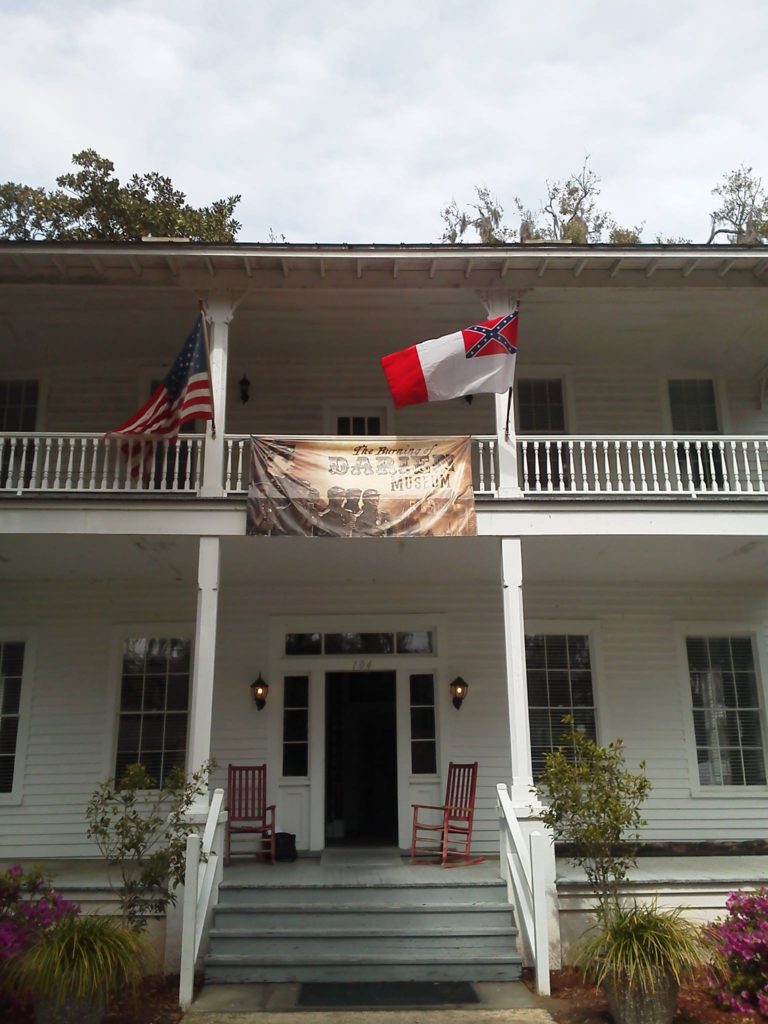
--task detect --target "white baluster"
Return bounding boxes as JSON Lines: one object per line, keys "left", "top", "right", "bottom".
{"left": 754, "top": 441, "right": 765, "bottom": 493}
{"left": 42, "top": 437, "right": 52, "bottom": 489}
{"left": 29, "top": 437, "right": 41, "bottom": 490}
{"left": 53, "top": 438, "right": 64, "bottom": 489}
{"left": 660, "top": 440, "right": 671, "bottom": 493}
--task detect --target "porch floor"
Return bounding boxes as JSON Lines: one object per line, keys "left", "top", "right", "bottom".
{"left": 221, "top": 849, "right": 503, "bottom": 886}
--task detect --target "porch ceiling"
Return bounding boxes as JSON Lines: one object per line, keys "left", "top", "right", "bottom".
{"left": 522, "top": 534, "right": 768, "bottom": 584}
{"left": 1, "top": 284, "right": 767, "bottom": 377}
{"left": 2, "top": 532, "right": 767, "bottom": 585}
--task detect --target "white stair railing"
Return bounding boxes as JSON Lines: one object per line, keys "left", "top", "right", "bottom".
{"left": 179, "top": 788, "right": 225, "bottom": 1010}
{"left": 496, "top": 783, "right": 551, "bottom": 995}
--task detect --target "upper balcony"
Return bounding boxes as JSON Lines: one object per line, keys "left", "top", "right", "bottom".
{"left": 0, "top": 241, "right": 767, "bottom": 514}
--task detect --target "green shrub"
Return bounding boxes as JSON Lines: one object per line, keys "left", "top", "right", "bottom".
{"left": 4, "top": 913, "right": 146, "bottom": 1008}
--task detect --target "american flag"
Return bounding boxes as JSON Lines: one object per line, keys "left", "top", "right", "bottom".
{"left": 107, "top": 313, "right": 214, "bottom": 478}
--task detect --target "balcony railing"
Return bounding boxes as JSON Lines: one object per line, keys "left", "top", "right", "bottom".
{"left": 2, "top": 431, "right": 767, "bottom": 500}
{"left": 518, "top": 436, "right": 768, "bottom": 496}
{"left": 0, "top": 432, "right": 204, "bottom": 493}
{"left": 224, "top": 434, "right": 500, "bottom": 495}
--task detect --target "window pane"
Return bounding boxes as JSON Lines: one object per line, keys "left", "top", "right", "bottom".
{"left": 283, "top": 744, "right": 308, "bottom": 776}
{"left": 285, "top": 633, "right": 321, "bottom": 656}
{"left": 116, "top": 637, "right": 191, "bottom": 787}
{"left": 411, "top": 740, "right": 437, "bottom": 775}
{"left": 1, "top": 677, "right": 21, "bottom": 716}
{"left": 397, "top": 631, "right": 434, "bottom": 654}
{"left": 324, "top": 632, "right": 394, "bottom": 655}
{"left": 409, "top": 674, "right": 434, "bottom": 705}
{"left": 284, "top": 676, "right": 309, "bottom": 707}
{"left": 283, "top": 709, "right": 308, "bottom": 743}
{"left": 410, "top": 707, "right": 436, "bottom": 740}
{"left": 686, "top": 636, "right": 765, "bottom": 786}
{"left": 525, "top": 634, "right": 595, "bottom": 778}
{"left": 0, "top": 718, "right": 18, "bottom": 754}
{"left": 1, "top": 643, "right": 24, "bottom": 677}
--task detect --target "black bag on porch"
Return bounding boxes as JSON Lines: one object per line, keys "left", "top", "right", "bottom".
{"left": 275, "top": 832, "right": 297, "bottom": 862}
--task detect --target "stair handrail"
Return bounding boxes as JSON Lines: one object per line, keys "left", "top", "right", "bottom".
{"left": 179, "top": 787, "right": 225, "bottom": 1010}
{"left": 496, "top": 783, "right": 551, "bottom": 995}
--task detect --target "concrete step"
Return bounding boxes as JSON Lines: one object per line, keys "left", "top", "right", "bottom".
{"left": 203, "top": 952, "right": 523, "bottom": 984}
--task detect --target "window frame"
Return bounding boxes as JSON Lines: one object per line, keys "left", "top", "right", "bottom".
{"left": 514, "top": 367, "right": 575, "bottom": 435}
{"left": 0, "top": 630, "right": 33, "bottom": 806}
{"left": 107, "top": 625, "right": 194, "bottom": 787}
{"left": 676, "top": 623, "right": 768, "bottom": 795}
{"left": 661, "top": 373, "right": 730, "bottom": 434}
{"left": 523, "top": 620, "right": 606, "bottom": 776}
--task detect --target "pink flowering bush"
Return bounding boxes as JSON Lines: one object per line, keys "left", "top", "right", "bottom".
{"left": 0, "top": 865, "right": 78, "bottom": 1020}
{"left": 708, "top": 887, "right": 768, "bottom": 1016}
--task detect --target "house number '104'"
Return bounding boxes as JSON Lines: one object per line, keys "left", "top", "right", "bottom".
{"left": 352, "top": 659, "right": 373, "bottom": 670}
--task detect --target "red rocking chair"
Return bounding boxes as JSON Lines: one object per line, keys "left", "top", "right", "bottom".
{"left": 224, "top": 764, "right": 276, "bottom": 865}
{"left": 411, "top": 761, "right": 484, "bottom": 867}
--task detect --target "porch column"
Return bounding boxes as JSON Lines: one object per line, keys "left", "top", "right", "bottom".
{"left": 187, "top": 536, "right": 220, "bottom": 811}
{"left": 500, "top": 535, "right": 539, "bottom": 809}
{"left": 201, "top": 294, "right": 241, "bottom": 498}
{"left": 481, "top": 290, "right": 521, "bottom": 498}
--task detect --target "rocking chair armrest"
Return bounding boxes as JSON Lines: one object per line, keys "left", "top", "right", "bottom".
{"left": 412, "top": 803, "right": 448, "bottom": 812}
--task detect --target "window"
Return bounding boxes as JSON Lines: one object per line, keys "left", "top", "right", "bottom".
{"left": 115, "top": 638, "right": 190, "bottom": 786}
{"left": 284, "top": 630, "right": 435, "bottom": 656}
{"left": 0, "top": 381, "right": 38, "bottom": 431}
{"left": 517, "top": 379, "right": 568, "bottom": 490}
{"left": 669, "top": 380, "right": 719, "bottom": 433}
{"left": 0, "top": 381, "right": 39, "bottom": 488}
{"left": 518, "top": 380, "right": 566, "bottom": 433}
{"left": 282, "top": 675, "right": 309, "bottom": 776}
{"left": 525, "top": 634, "right": 596, "bottom": 778}
{"left": 668, "top": 379, "right": 724, "bottom": 489}
{"left": 410, "top": 674, "right": 437, "bottom": 774}
{"left": 337, "top": 414, "right": 381, "bottom": 436}
{"left": 0, "top": 642, "right": 25, "bottom": 794}
{"left": 685, "top": 636, "right": 766, "bottom": 786}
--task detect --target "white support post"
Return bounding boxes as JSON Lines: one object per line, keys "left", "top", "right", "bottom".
{"left": 178, "top": 833, "right": 200, "bottom": 1010}
{"left": 481, "top": 290, "right": 521, "bottom": 497}
{"left": 500, "top": 536, "right": 537, "bottom": 808}
{"left": 201, "top": 295, "right": 240, "bottom": 498}
{"left": 187, "top": 537, "right": 220, "bottom": 813}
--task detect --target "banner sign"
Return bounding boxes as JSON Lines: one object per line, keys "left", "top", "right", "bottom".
{"left": 246, "top": 436, "right": 477, "bottom": 538}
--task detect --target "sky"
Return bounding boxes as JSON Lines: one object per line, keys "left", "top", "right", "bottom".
{"left": 1, "top": 0, "right": 767, "bottom": 245}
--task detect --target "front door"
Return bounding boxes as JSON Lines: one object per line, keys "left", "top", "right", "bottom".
{"left": 325, "top": 671, "right": 398, "bottom": 845}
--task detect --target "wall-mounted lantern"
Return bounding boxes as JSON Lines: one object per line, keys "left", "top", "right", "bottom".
{"left": 250, "top": 672, "right": 269, "bottom": 710}
{"left": 239, "top": 374, "right": 251, "bottom": 404}
{"left": 449, "top": 676, "right": 469, "bottom": 710}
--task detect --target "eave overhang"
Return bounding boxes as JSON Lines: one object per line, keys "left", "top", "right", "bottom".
{"left": 0, "top": 241, "right": 766, "bottom": 291}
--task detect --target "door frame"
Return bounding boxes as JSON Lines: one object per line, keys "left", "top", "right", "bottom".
{"left": 268, "top": 614, "right": 447, "bottom": 851}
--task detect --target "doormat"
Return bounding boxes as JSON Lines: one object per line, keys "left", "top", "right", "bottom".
{"left": 297, "top": 981, "right": 479, "bottom": 1007}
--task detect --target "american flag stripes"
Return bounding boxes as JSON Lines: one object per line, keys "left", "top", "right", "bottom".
{"left": 107, "top": 313, "right": 214, "bottom": 478}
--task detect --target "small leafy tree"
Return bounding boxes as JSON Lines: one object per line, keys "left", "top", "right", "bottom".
{"left": 707, "top": 165, "right": 768, "bottom": 245}
{"left": 441, "top": 159, "right": 642, "bottom": 245}
{"left": 537, "top": 719, "right": 652, "bottom": 921}
{"left": 85, "top": 760, "right": 214, "bottom": 931}
{"left": 0, "top": 149, "right": 241, "bottom": 242}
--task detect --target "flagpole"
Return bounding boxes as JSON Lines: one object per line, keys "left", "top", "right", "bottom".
{"left": 199, "top": 300, "right": 217, "bottom": 440}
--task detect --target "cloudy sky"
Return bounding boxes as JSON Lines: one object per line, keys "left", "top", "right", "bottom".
{"left": 1, "top": 1, "right": 766, "bottom": 244}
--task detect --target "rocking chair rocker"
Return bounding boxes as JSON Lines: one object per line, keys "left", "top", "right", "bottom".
{"left": 410, "top": 761, "right": 484, "bottom": 867}
{"left": 224, "top": 764, "right": 276, "bottom": 865}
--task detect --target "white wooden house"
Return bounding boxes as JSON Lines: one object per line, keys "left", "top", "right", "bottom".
{"left": 0, "top": 241, "right": 767, "bottom": 995}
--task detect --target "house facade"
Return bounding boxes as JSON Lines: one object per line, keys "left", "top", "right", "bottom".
{"left": 1, "top": 241, "right": 767, "bottom": 976}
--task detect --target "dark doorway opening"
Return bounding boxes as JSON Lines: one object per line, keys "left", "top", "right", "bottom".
{"left": 325, "top": 671, "right": 398, "bottom": 846}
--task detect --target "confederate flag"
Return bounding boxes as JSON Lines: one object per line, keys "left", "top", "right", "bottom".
{"left": 381, "top": 310, "right": 519, "bottom": 408}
